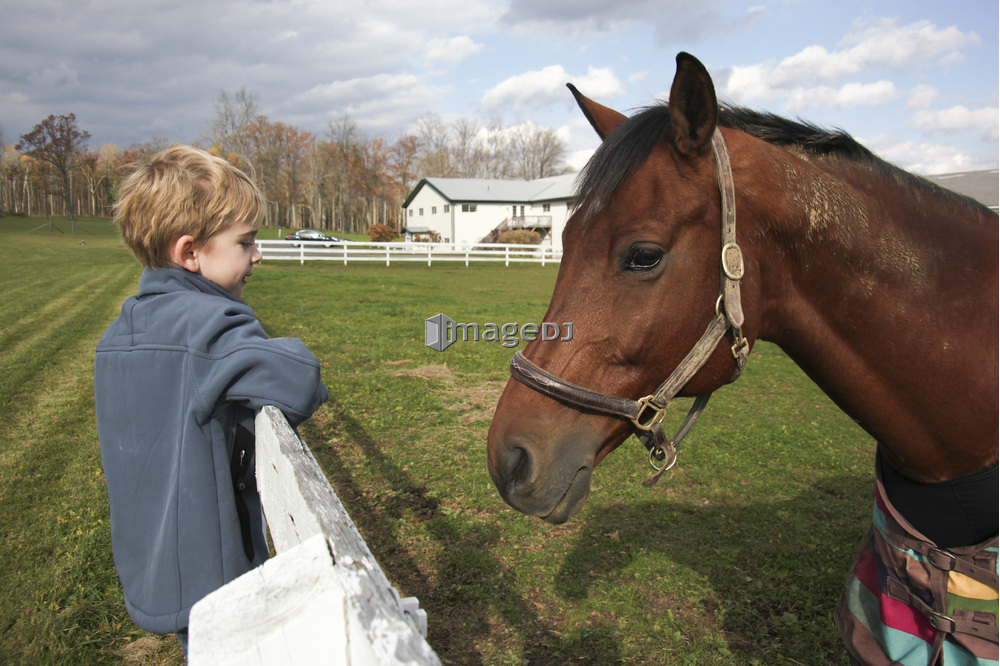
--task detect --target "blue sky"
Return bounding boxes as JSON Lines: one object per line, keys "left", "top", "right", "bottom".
{"left": 1, "top": 0, "right": 996, "bottom": 175}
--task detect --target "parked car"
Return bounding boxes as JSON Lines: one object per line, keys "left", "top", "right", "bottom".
{"left": 284, "top": 229, "right": 342, "bottom": 242}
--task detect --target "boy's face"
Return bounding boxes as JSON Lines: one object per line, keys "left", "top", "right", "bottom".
{"left": 196, "top": 220, "right": 262, "bottom": 299}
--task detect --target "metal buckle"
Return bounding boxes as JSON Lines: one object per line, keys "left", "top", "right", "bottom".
{"left": 929, "top": 548, "right": 958, "bottom": 572}
{"left": 731, "top": 333, "right": 749, "bottom": 361}
{"left": 632, "top": 395, "right": 666, "bottom": 431}
{"left": 928, "top": 610, "right": 957, "bottom": 634}
{"left": 721, "top": 242, "right": 744, "bottom": 281}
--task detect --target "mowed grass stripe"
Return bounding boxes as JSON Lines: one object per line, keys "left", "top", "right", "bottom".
{"left": 0, "top": 257, "right": 136, "bottom": 506}
{"left": 0, "top": 263, "right": 137, "bottom": 422}
{"left": 0, "top": 264, "right": 128, "bottom": 354}
{"left": 0, "top": 235, "right": 151, "bottom": 664}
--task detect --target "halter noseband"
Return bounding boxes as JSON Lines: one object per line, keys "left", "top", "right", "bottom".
{"left": 509, "top": 128, "right": 749, "bottom": 486}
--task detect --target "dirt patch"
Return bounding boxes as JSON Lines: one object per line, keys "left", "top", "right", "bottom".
{"left": 445, "top": 380, "right": 506, "bottom": 424}
{"left": 115, "top": 635, "right": 181, "bottom": 664}
{"left": 388, "top": 364, "right": 504, "bottom": 423}
{"left": 389, "top": 364, "right": 454, "bottom": 382}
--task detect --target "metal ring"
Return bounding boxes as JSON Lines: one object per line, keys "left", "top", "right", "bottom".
{"left": 648, "top": 445, "right": 678, "bottom": 473}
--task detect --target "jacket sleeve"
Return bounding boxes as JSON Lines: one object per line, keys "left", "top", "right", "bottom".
{"left": 196, "top": 307, "right": 329, "bottom": 426}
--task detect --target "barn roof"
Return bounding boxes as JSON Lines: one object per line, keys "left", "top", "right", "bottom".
{"left": 402, "top": 173, "right": 577, "bottom": 208}
{"left": 924, "top": 169, "right": 999, "bottom": 211}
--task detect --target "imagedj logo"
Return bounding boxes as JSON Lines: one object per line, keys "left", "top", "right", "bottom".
{"left": 424, "top": 313, "right": 574, "bottom": 352}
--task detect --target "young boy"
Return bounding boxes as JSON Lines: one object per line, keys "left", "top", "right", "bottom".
{"left": 94, "top": 145, "right": 328, "bottom": 653}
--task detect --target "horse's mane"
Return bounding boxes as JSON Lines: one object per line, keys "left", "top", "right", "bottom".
{"left": 575, "top": 102, "right": 986, "bottom": 225}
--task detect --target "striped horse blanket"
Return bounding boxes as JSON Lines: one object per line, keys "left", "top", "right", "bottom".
{"left": 836, "top": 452, "right": 998, "bottom": 665}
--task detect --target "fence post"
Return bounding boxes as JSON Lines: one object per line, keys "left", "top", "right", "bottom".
{"left": 187, "top": 406, "right": 440, "bottom": 665}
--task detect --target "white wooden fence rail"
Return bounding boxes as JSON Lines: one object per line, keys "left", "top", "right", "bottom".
{"left": 188, "top": 405, "right": 441, "bottom": 665}
{"left": 257, "top": 240, "right": 562, "bottom": 267}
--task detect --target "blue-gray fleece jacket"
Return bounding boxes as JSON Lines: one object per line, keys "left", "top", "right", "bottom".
{"left": 94, "top": 267, "right": 328, "bottom": 634}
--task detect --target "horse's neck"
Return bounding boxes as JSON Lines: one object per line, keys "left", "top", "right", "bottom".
{"left": 752, "top": 155, "right": 998, "bottom": 481}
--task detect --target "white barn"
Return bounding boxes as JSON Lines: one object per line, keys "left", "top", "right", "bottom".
{"left": 399, "top": 168, "right": 997, "bottom": 250}
{"left": 401, "top": 174, "right": 577, "bottom": 249}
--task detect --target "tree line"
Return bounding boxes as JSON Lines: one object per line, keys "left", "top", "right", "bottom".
{"left": 0, "top": 88, "right": 570, "bottom": 233}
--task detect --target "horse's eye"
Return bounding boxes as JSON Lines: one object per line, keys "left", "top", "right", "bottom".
{"left": 625, "top": 246, "right": 663, "bottom": 272}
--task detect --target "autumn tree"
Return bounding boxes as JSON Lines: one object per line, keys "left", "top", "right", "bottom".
{"left": 389, "top": 135, "right": 420, "bottom": 199}
{"left": 17, "top": 113, "right": 90, "bottom": 221}
{"left": 78, "top": 143, "right": 122, "bottom": 217}
{"left": 244, "top": 115, "right": 313, "bottom": 227}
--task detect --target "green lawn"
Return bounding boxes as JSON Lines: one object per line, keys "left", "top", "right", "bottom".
{"left": 0, "top": 215, "right": 874, "bottom": 664}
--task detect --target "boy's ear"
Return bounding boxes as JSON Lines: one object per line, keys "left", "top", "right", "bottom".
{"left": 170, "top": 235, "right": 200, "bottom": 272}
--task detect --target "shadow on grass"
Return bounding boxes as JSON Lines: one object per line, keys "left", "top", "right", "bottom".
{"left": 553, "top": 474, "right": 873, "bottom": 664}
{"left": 303, "top": 396, "right": 873, "bottom": 664}
{"left": 305, "top": 402, "right": 624, "bottom": 665}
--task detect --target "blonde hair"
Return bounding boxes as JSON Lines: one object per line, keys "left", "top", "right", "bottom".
{"left": 114, "top": 144, "right": 263, "bottom": 267}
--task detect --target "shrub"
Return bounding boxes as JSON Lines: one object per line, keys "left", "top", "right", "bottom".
{"left": 367, "top": 224, "right": 398, "bottom": 242}
{"left": 413, "top": 230, "right": 442, "bottom": 243}
{"left": 497, "top": 229, "right": 541, "bottom": 245}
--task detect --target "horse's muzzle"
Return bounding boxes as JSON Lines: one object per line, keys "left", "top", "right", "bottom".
{"left": 487, "top": 429, "right": 596, "bottom": 524}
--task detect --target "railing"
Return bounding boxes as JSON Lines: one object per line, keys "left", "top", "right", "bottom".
{"left": 188, "top": 406, "right": 440, "bottom": 665}
{"left": 257, "top": 240, "right": 562, "bottom": 267}
{"left": 507, "top": 215, "right": 552, "bottom": 229}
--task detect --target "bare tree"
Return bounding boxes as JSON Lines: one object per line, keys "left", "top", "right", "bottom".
{"left": 480, "top": 117, "right": 515, "bottom": 179}
{"left": 415, "top": 113, "right": 456, "bottom": 178}
{"left": 508, "top": 122, "right": 569, "bottom": 180}
{"left": 413, "top": 114, "right": 568, "bottom": 181}
{"left": 207, "top": 87, "right": 260, "bottom": 164}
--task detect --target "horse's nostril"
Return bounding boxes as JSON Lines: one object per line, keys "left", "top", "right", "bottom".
{"left": 505, "top": 447, "right": 529, "bottom": 487}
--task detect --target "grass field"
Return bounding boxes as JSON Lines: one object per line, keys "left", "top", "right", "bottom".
{"left": 0, "top": 215, "right": 876, "bottom": 664}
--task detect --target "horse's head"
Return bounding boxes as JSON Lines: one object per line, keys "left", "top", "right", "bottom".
{"left": 487, "top": 53, "right": 759, "bottom": 524}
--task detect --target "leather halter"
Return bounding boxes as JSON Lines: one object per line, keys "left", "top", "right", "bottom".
{"left": 509, "top": 127, "right": 749, "bottom": 486}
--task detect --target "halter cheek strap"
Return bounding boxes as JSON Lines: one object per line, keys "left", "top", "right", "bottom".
{"left": 509, "top": 127, "right": 749, "bottom": 486}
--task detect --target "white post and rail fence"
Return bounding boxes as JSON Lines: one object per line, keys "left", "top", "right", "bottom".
{"left": 188, "top": 405, "right": 441, "bottom": 665}
{"left": 256, "top": 240, "right": 562, "bottom": 267}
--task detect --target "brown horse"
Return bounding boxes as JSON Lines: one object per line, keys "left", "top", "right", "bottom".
{"left": 487, "top": 53, "right": 997, "bottom": 662}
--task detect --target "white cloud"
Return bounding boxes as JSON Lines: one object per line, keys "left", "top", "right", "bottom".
{"left": 279, "top": 73, "right": 452, "bottom": 134}
{"left": 480, "top": 65, "right": 624, "bottom": 113}
{"left": 840, "top": 18, "right": 978, "bottom": 69}
{"left": 720, "top": 19, "right": 981, "bottom": 105}
{"left": 911, "top": 106, "right": 1000, "bottom": 142}
{"left": 867, "top": 134, "right": 990, "bottom": 175}
{"left": 906, "top": 84, "right": 938, "bottom": 110}
{"left": 784, "top": 80, "right": 900, "bottom": 111}
{"left": 424, "top": 36, "right": 484, "bottom": 65}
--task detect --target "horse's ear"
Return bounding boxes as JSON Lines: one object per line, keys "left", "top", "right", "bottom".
{"left": 668, "top": 53, "right": 718, "bottom": 157}
{"left": 568, "top": 83, "right": 626, "bottom": 140}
